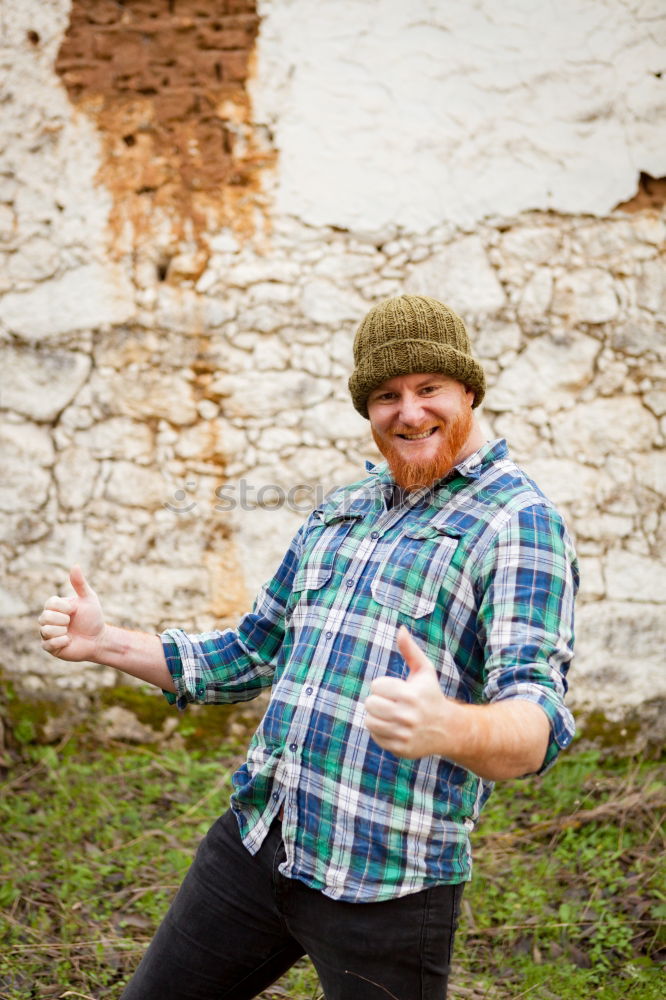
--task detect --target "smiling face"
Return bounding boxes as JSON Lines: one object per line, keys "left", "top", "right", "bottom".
{"left": 367, "top": 373, "right": 481, "bottom": 490}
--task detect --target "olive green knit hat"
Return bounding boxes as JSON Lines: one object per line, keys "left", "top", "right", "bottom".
{"left": 348, "top": 294, "right": 486, "bottom": 418}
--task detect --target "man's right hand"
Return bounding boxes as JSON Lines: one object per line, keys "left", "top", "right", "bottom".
{"left": 39, "top": 565, "right": 106, "bottom": 663}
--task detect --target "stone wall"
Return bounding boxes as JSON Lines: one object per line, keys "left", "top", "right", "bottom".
{"left": 1, "top": 0, "right": 664, "bottom": 722}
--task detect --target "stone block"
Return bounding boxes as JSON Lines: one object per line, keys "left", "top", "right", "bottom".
{"left": 0, "top": 205, "right": 16, "bottom": 244}
{"left": 54, "top": 446, "right": 98, "bottom": 511}
{"left": 632, "top": 452, "right": 666, "bottom": 498}
{"left": 300, "top": 279, "right": 367, "bottom": 325}
{"left": 500, "top": 226, "right": 561, "bottom": 265}
{"left": 405, "top": 236, "right": 505, "bottom": 316}
{"left": 248, "top": 282, "right": 296, "bottom": 305}
{"left": 75, "top": 418, "right": 154, "bottom": 462}
{"left": 313, "top": 252, "right": 377, "bottom": 281}
{"left": 0, "top": 585, "right": 30, "bottom": 617}
{"left": 552, "top": 268, "right": 619, "bottom": 325}
{"left": 293, "top": 344, "right": 332, "bottom": 377}
{"left": 0, "top": 264, "right": 134, "bottom": 339}
{"left": 518, "top": 457, "right": 598, "bottom": 508}
{"left": 0, "top": 419, "right": 54, "bottom": 514}
{"left": 573, "top": 601, "right": 666, "bottom": 714}
{"left": 636, "top": 259, "right": 666, "bottom": 313}
{"left": 576, "top": 555, "right": 604, "bottom": 601}
{"left": 257, "top": 427, "right": 301, "bottom": 454}
{"left": 103, "top": 563, "right": 210, "bottom": 624}
{"left": 492, "top": 415, "right": 541, "bottom": 461}
{"left": 642, "top": 390, "right": 666, "bottom": 417}
{"left": 173, "top": 418, "right": 246, "bottom": 462}
{"left": 474, "top": 321, "right": 522, "bottom": 361}
{"left": 209, "top": 369, "right": 329, "bottom": 418}
{"left": 605, "top": 548, "right": 664, "bottom": 602}
{"left": 611, "top": 316, "right": 665, "bottom": 358}
{"left": 104, "top": 462, "right": 170, "bottom": 509}
{"left": 8, "top": 237, "right": 59, "bottom": 282}
{"left": 550, "top": 397, "right": 658, "bottom": 459}
{"left": 0, "top": 344, "right": 91, "bottom": 423}
{"left": 87, "top": 370, "right": 198, "bottom": 426}
{"left": 517, "top": 270, "right": 553, "bottom": 325}
{"left": 306, "top": 399, "right": 367, "bottom": 442}
{"left": 485, "top": 332, "right": 599, "bottom": 412}
{"left": 252, "top": 336, "right": 290, "bottom": 371}
{"left": 155, "top": 285, "right": 237, "bottom": 332}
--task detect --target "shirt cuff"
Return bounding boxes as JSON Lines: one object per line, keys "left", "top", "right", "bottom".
{"left": 160, "top": 630, "right": 190, "bottom": 710}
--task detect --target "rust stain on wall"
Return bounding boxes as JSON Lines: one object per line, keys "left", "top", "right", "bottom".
{"left": 56, "top": 0, "right": 275, "bottom": 255}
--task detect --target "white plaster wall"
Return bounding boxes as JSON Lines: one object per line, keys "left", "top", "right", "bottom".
{"left": 254, "top": 0, "right": 666, "bottom": 233}
{"left": 0, "top": 0, "right": 664, "bottom": 729}
{"left": 0, "top": 0, "right": 136, "bottom": 332}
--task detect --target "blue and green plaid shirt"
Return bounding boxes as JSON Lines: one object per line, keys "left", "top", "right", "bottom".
{"left": 162, "top": 439, "right": 577, "bottom": 902}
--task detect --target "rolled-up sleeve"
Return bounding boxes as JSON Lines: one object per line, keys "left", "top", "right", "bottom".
{"left": 474, "top": 502, "right": 579, "bottom": 773}
{"left": 161, "top": 521, "right": 307, "bottom": 709}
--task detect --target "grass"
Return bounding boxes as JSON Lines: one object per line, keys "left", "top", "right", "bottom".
{"left": 0, "top": 711, "right": 663, "bottom": 1000}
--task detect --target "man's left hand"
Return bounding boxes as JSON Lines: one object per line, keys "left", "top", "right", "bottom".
{"left": 364, "top": 626, "right": 552, "bottom": 778}
{"left": 364, "top": 626, "right": 456, "bottom": 759}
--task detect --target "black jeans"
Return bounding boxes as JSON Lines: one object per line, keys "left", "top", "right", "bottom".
{"left": 120, "top": 809, "right": 463, "bottom": 1000}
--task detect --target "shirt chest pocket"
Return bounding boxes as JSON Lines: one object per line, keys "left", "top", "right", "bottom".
{"left": 371, "top": 524, "right": 462, "bottom": 619}
{"left": 292, "top": 514, "right": 361, "bottom": 592}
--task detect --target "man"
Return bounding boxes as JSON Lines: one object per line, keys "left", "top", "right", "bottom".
{"left": 39, "top": 295, "right": 577, "bottom": 999}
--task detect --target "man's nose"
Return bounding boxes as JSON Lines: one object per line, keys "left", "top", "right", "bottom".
{"left": 397, "top": 393, "right": 426, "bottom": 426}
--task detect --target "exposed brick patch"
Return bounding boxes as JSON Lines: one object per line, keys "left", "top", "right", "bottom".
{"left": 615, "top": 172, "right": 666, "bottom": 213}
{"left": 56, "top": 0, "right": 274, "bottom": 254}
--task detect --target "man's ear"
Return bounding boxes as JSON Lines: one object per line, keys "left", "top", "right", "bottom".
{"left": 465, "top": 387, "right": 475, "bottom": 406}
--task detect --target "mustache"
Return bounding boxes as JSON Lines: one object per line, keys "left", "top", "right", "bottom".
{"left": 389, "top": 421, "right": 444, "bottom": 436}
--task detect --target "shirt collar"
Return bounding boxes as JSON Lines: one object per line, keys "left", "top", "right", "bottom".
{"left": 449, "top": 438, "right": 509, "bottom": 482}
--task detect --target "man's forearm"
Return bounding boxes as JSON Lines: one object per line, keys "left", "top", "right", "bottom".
{"left": 440, "top": 698, "right": 550, "bottom": 780}
{"left": 93, "top": 625, "right": 176, "bottom": 694}
{"left": 365, "top": 629, "right": 553, "bottom": 778}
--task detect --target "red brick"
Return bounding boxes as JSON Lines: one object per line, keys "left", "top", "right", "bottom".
{"left": 81, "top": 1, "right": 118, "bottom": 26}
{"left": 111, "top": 40, "right": 148, "bottom": 73}
{"left": 218, "top": 50, "right": 250, "bottom": 82}
{"left": 58, "top": 30, "right": 95, "bottom": 63}
{"left": 197, "top": 26, "right": 251, "bottom": 50}
{"left": 123, "top": 0, "right": 168, "bottom": 22}
{"left": 154, "top": 89, "right": 198, "bottom": 121}
{"left": 91, "top": 31, "right": 118, "bottom": 60}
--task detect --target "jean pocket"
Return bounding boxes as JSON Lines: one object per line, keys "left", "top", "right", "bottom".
{"left": 371, "top": 525, "right": 461, "bottom": 618}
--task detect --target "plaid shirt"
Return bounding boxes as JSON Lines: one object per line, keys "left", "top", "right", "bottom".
{"left": 162, "top": 439, "right": 577, "bottom": 902}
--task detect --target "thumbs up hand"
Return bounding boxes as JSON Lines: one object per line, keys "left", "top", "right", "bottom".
{"left": 364, "top": 626, "right": 457, "bottom": 759}
{"left": 39, "top": 566, "right": 106, "bottom": 662}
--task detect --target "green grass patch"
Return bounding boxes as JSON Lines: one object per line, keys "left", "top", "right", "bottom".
{"left": 0, "top": 736, "right": 663, "bottom": 999}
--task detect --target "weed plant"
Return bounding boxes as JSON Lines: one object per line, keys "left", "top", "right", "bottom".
{"left": 0, "top": 723, "right": 663, "bottom": 999}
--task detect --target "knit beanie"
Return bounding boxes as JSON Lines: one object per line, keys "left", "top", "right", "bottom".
{"left": 348, "top": 295, "right": 486, "bottom": 418}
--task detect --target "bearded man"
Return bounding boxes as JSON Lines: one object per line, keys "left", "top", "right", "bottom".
{"left": 39, "top": 295, "right": 578, "bottom": 1000}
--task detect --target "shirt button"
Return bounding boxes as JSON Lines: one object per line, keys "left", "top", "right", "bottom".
{"left": 346, "top": 578, "right": 354, "bottom": 587}
{"left": 272, "top": 791, "right": 279, "bottom": 801}
{"left": 371, "top": 531, "right": 379, "bottom": 539}
{"left": 325, "top": 631, "right": 333, "bottom": 640}
{"left": 289, "top": 743, "right": 297, "bottom": 752}
{"left": 305, "top": 686, "right": 313, "bottom": 695}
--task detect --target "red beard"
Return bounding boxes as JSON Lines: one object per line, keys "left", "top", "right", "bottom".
{"left": 372, "top": 405, "right": 474, "bottom": 491}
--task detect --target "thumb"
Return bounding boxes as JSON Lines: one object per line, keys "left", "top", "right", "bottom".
{"left": 396, "top": 625, "right": 435, "bottom": 680}
{"left": 69, "top": 564, "right": 94, "bottom": 599}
